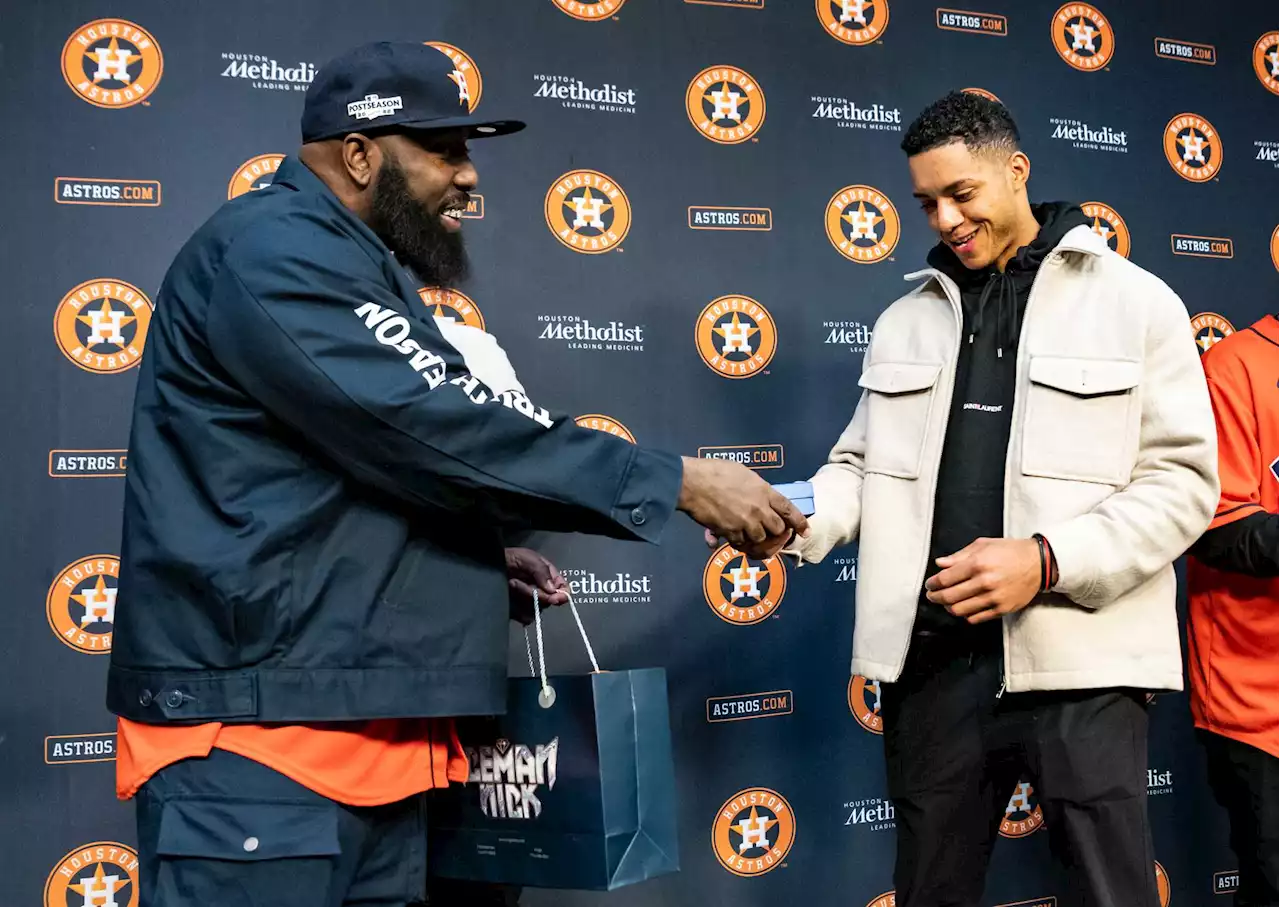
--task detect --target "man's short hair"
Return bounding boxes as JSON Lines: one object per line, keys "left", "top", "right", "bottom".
{"left": 900, "top": 91, "right": 1020, "bottom": 157}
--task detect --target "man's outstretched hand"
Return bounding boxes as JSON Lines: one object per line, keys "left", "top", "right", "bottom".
{"left": 506, "top": 547, "right": 568, "bottom": 626}
{"left": 679, "top": 457, "right": 808, "bottom": 560}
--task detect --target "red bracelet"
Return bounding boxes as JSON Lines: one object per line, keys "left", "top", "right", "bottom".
{"left": 1032, "top": 534, "right": 1054, "bottom": 592}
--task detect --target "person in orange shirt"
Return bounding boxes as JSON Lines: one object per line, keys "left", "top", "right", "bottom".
{"left": 1187, "top": 313, "right": 1279, "bottom": 907}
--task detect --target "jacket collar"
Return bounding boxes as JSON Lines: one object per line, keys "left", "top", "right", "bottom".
{"left": 905, "top": 224, "right": 1106, "bottom": 286}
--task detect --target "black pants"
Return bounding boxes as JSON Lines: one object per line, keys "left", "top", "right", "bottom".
{"left": 1199, "top": 730, "right": 1280, "bottom": 907}
{"left": 880, "top": 633, "right": 1160, "bottom": 907}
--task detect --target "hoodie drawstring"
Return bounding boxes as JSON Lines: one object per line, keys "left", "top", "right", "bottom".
{"left": 968, "top": 270, "right": 1017, "bottom": 357}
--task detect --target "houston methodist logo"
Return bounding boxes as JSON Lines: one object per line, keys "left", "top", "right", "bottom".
{"left": 427, "top": 43, "right": 482, "bottom": 111}
{"left": 1255, "top": 32, "right": 1279, "bottom": 94}
{"left": 712, "top": 788, "right": 796, "bottom": 877}
{"left": 826, "top": 185, "right": 901, "bottom": 263}
{"left": 228, "top": 153, "right": 284, "bottom": 199}
{"left": 45, "top": 842, "right": 138, "bottom": 907}
{"left": 1000, "top": 779, "right": 1045, "bottom": 837}
{"left": 575, "top": 414, "right": 636, "bottom": 442}
{"left": 686, "top": 67, "right": 765, "bottom": 144}
{"left": 848, "top": 675, "right": 884, "bottom": 734}
{"left": 554, "top": 0, "right": 626, "bottom": 19}
{"left": 418, "top": 287, "right": 485, "bottom": 330}
{"left": 1191, "top": 312, "right": 1235, "bottom": 354}
{"left": 62, "top": 20, "right": 163, "bottom": 108}
{"left": 1164, "top": 113, "right": 1222, "bottom": 182}
{"left": 47, "top": 556, "right": 119, "bottom": 654}
{"left": 54, "top": 280, "right": 153, "bottom": 374}
{"left": 544, "top": 170, "right": 632, "bottom": 253}
{"left": 1051, "top": 4, "right": 1113, "bottom": 71}
{"left": 1081, "top": 201, "right": 1130, "bottom": 258}
{"left": 816, "top": 0, "right": 889, "bottom": 46}
{"left": 695, "top": 295, "right": 778, "bottom": 378}
{"left": 704, "top": 543, "right": 787, "bottom": 624}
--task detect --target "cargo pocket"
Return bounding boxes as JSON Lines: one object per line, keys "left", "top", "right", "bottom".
{"left": 1020, "top": 356, "right": 1141, "bottom": 485}
{"left": 153, "top": 798, "right": 340, "bottom": 906}
{"left": 858, "top": 362, "right": 942, "bottom": 479}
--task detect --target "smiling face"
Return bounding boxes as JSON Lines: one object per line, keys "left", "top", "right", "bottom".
{"left": 367, "top": 129, "right": 476, "bottom": 286}
{"left": 908, "top": 138, "right": 1032, "bottom": 271}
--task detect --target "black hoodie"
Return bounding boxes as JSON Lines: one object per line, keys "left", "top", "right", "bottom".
{"left": 914, "top": 202, "right": 1091, "bottom": 640}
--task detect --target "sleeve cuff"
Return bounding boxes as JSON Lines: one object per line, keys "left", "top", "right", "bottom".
{"left": 611, "top": 447, "right": 684, "bottom": 544}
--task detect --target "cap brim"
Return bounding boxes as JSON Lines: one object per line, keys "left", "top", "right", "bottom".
{"left": 399, "top": 115, "right": 526, "bottom": 138}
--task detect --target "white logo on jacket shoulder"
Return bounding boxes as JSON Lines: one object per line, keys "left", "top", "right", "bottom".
{"left": 353, "top": 302, "right": 553, "bottom": 427}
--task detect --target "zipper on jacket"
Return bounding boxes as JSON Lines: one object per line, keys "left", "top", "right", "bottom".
{"left": 890, "top": 271, "right": 965, "bottom": 682}
{"left": 996, "top": 251, "right": 1062, "bottom": 698}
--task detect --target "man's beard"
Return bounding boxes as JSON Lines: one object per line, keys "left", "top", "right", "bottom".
{"left": 368, "top": 153, "right": 470, "bottom": 288}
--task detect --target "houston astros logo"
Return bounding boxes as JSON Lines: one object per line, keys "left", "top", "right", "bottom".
{"left": 554, "top": 0, "right": 626, "bottom": 20}
{"left": 427, "top": 43, "right": 482, "bottom": 111}
{"left": 62, "top": 20, "right": 163, "bottom": 108}
{"left": 418, "top": 287, "right": 485, "bottom": 330}
{"left": 848, "top": 675, "right": 884, "bottom": 734}
{"left": 704, "top": 543, "right": 787, "bottom": 625}
{"left": 1191, "top": 312, "right": 1235, "bottom": 354}
{"left": 54, "top": 280, "right": 153, "bottom": 374}
{"left": 544, "top": 170, "right": 632, "bottom": 253}
{"left": 45, "top": 842, "right": 139, "bottom": 907}
{"left": 816, "top": 0, "right": 888, "bottom": 45}
{"left": 963, "top": 87, "right": 1001, "bottom": 103}
{"left": 1255, "top": 32, "right": 1279, "bottom": 94}
{"left": 1271, "top": 226, "right": 1278, "bottom": 270}
{"left": 47, "top": 556, "right": 120, "bottom": 654}
{"left": 696, "top": 295, "right": 778, "bottom": 378}
{"left": 1000, "top": 780, "right": 1045, "bottom": 837}
{"left": 866, "top": 894, "right": 896, "bottom": 907}
{"left": 228, "top": 154, "right": 284, "bottom": 200}
{"left": 686, "top": 67, "right": 766, "bottom": 144}
{"left": 1081, "top": 201, "right": 1130, "bottom": 258}
{"left": 1155, "top": 861, "right": 1171, "bottom": 907}
{"left": 1051, "top": 4, "right": 1113, "bottom": 71}
{"left": 712, "top": 788, "right": 796, "bottom": 877}
{"left": 826, "top": 185, "right": 901, "bottom": 263}
{"left": 575, "top": 414, "right": 636, "bottom": 442}
{"left": 1164, "top": 113, "right": 1221, "bottom": 182}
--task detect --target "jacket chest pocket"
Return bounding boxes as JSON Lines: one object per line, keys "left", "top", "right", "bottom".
{"left": 1020, "top": 356, "right": 1142, "bottom": 485}
{"left": 859, "top": 362, "right": 942, "bottom": 479}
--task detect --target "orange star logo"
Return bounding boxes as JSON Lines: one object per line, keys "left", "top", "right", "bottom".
{"left": 69, "top": 861, "right": 130, "bottom": 905}
{"left": 85, "top": 36, "right": 142, "bottom": 83}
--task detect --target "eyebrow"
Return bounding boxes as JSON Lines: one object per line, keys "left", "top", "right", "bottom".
{"left": 912, "top": 179, "right": 976, "bottom": 200}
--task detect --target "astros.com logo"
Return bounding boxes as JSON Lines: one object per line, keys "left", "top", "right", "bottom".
{"left": 711, "top": 787, "right": 797, "bottom": 877}
{"left": 62, "top": 19, "right": 163, "bottom": 108}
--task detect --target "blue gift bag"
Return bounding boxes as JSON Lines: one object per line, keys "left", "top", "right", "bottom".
{"left": 427, "top": 594, "right": 680, "bottom": 891}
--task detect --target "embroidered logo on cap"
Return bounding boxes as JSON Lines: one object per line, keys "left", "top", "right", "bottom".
{"left": 347, "top": 93, "right": 403, "bottom": 120}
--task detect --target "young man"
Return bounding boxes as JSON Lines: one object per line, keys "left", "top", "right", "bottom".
{"left": 108, "top": 42, "right": 806, "bottom": 907}
{"left": 784, "top": 92, "right": 1218, "bottom": 906}
{"left": 1187, "top": 313, "right": 1279, "bottom": 907}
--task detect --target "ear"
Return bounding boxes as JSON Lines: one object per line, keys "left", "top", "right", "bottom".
{"left": 341, "top": 134, "right": 379, "bottom": 190}
{"left": 1008, "top": 150, "right": 1031, "bottom": 192}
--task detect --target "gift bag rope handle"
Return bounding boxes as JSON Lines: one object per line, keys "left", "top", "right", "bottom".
{"left": 523, "top": 588, "right": 602, "bottom": 707}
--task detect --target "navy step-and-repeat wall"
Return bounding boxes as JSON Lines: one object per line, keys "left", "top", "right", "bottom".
{"left": 1, "top": 1, "right": 1276, "bottom": 905}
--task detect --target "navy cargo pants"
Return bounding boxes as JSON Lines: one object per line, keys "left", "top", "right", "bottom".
{"left": 135, "top": 748, "right": 519, "bottom": 906}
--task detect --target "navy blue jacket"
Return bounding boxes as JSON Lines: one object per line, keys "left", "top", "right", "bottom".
{"left": 107, "top": 157, "right": 681, "bottom": 724}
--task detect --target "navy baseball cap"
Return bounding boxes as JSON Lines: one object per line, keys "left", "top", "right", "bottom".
{"left": 301, "top": 41, "right": 525, "bottom": 142}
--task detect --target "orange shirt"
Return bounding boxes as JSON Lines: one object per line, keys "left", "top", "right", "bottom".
{"left": 117, "top": 716, "right": 470, "bottom": 806}
{"left": 1187, "top": 314, "right": 1279, "bottom": 757}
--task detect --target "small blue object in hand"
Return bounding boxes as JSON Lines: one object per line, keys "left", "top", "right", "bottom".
{"left": 771, "top": 481, "right": 815, "bottom": 516}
